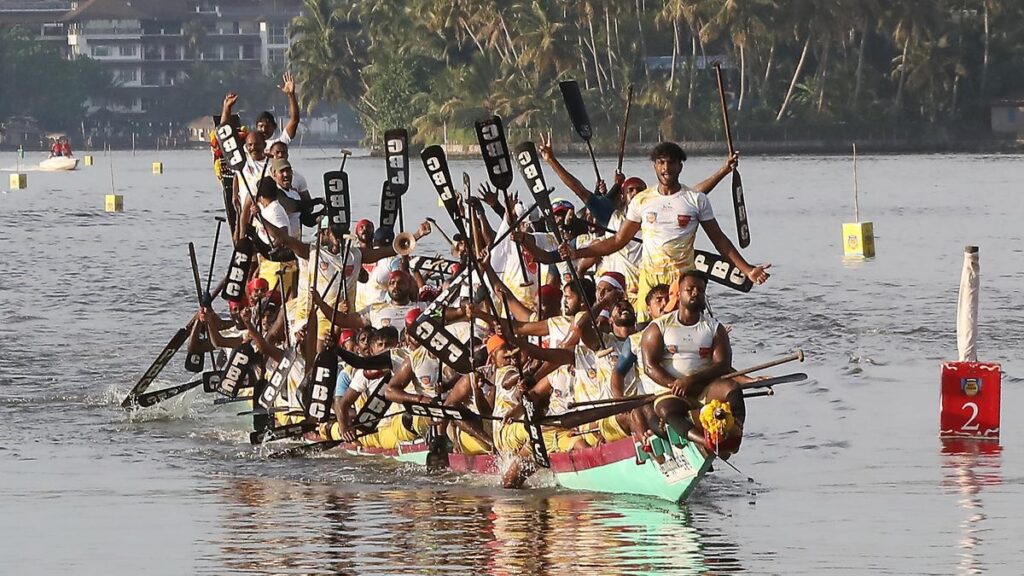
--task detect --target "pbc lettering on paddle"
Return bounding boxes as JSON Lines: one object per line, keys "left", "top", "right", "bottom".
{"left": 694, "top": 250, "right": 753, "bottom": 293}
{"left": 323, "top": 170, "right": 351, "bottom": 234}
{"left": 474, "top": 116, "right": 513, "bottom": 186}
{"left": 222, "top": 241, "right": 254, "bottom": 302}
{"left": 384, "top": 128, "right": 409, "bottom": 194}
{"left": 514, "top": 143, "right": 549, "bottom": 195}
{"left": 258, "top": 349, "right": 296, "bottom": 409}
{"left": 218, "top": 344, "right": 255, "bottom": 397}
{"left": 379, "top": 182, "right": 400, "bottom": 229}
{"left": 304, "top": 351, "right": 337, "bottom": 422}
{"left": 410, "top": 315, "right": 471, "bottom": 373}
{"left": 214, "top": 124, "right": 245, "bottom": 171}
{"left": 354, "top": 379, "right": 392, "bottom": 434}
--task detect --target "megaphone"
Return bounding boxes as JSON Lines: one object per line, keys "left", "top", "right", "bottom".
{"left": 393, "top": 232, "right": 416, "bottom": 256}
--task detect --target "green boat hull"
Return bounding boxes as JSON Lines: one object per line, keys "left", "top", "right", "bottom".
{"left": 332, "top": 430, "right": 713, "bottom": 503}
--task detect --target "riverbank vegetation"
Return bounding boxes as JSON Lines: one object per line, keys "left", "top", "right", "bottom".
{"left": 288, "top": 0, "right": 1024, "bottom": 147}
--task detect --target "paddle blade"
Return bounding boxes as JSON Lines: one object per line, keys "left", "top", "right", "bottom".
{"left": 221, "top": 238, "right": 254, "bottom": 303}
{"left": 378, "top": 181, "right": 400, "bottom": 231}
{"left": 559, "top": 80, "right": 593, "bottom": 141}
{"left": 474, "top": 116, "right": 514, "bottom": 190}
{"left": 732, "top": 170, "right": 750, "bottom": 248}
{"left": 384, "top": 128, "right": 410, "bottom": 195}
{"left": 739, "top": 372, "right": 808, "bottom": 391}
{"left": 121, "top": 327, "right": 190, "bottom": 408}
{"left": 407, "top": 313, "right": 472, "bottom": 374}
{"left": 323, "top": 170, "right": 351, "bottom": 236}
{"left": 420, "top": 145, "right": 467, "bottom": 238}
{"left": 217, "top": 343, "right": 256, "bottom": 398}
{"left": 513, "top": 142, "right": 549, "bottom": 196}
{"left": 135, "top": 378, "right": 203, "bottom": 408}
{"left": 304, "top": 348, "right": 338, "bottom": 423}
{"left": 213, "top": 124, "right": 246, "bottom": 171}
{"left": 694, "top": 250, "right": 753, "bottom": 293}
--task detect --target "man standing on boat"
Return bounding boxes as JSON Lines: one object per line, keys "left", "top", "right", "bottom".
{"left": 640, "top": 271, "right": 744, "bottom": 458}
{"left": 560, "top": 142, "right": 770, "bottom": 321}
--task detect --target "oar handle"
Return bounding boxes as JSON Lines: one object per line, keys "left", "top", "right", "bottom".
{"left": 714, "top": 63, "right": 735, "bottom": 156}
{"left": 724, "top": 349, "right": 804, "bottom": 379}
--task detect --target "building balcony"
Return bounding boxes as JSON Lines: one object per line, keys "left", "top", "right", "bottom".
{"left": 73, "top": 28, "right": 143, "bottom": 37}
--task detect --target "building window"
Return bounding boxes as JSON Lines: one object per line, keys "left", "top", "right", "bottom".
{"left": 268, "top": 23, "right": 287, "bottom": 45}
{"left": 119, "top": 44, "right": 137, "bottom": 57}
{"left": 142, "top": 70, "right": 160, "bottom": 85}
{"left": 116, "top": 68, "right": 138, "bottom": 83}
{"left": 92, "top": 45, "right": 111, "bottom": 57}
{"left": 239, "top": 21, "right": 257, "bottom": 35}
{"left": 242, "top": 44, "right": 256, "bottom": 60}
{"left": 268, "top": 47, "right": 286, "bottom": 67}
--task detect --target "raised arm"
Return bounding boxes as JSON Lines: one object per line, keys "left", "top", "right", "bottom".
{"left": 568, "top": 219, "right": 640, "bottom": 260}
{"left": 692, "top": 152, "right": 738, "bottom": 194}
{"left": 538, "top": 133, "right": 595, "bottom": 205}
{"left": 280, "top": 72, "right": 300, "bottom": 139}
{"left": 220, "top": 92, "right": 237, "bottom": 128}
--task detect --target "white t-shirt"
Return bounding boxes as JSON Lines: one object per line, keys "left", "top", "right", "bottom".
{"left": 365, "top": 301, "right": 427, "bottom": 334}
{"left": 256, "top": 200, "right": 291, "bottom": 245}
{"left": 277, "top": 186, "right": 303, "bottom": 237}
{"left": 238, "top": 157, "right": 269, "bottom": 205}
{"left": 624, "top": 185, "right": 715, "bottom": 274}
{"left": 264, "top": 131, "right": 292, "bottom": 151}
{"left": 356, "top": 255, "right": 402, "bottom": 313}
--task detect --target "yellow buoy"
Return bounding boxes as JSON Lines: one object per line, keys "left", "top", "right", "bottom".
{"left": 842, "top": 221, "right": 875, "bottom": 258}
{"left": 9, "top": 173, "right": 27, "bottom": 190}
{"left": 152, "top": 162, "right": 163, "bottom": 174}
{"left": 842, "top": 143, "right": 875, "bottom": 259}
{"left": 105, "top": 194, "right": 124, "bottom": 212}
{"left": 84, "top": 155, "right": 94, "bottom": 166}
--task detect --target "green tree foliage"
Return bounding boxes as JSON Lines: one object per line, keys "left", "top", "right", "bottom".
{"left": 286, "top": 0, "right": 1024, "bottom": 145}
{"left": 0, "top": 26, "right": 112, "bottom": 131}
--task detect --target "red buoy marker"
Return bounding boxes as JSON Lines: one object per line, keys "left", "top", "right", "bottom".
{"left": 940, "top": 246, "right": 1000, "bottom": 441}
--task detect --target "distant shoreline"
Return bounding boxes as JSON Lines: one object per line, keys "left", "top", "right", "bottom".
{"left": 4, "top": 138, "right": 1020, "bottom": 156}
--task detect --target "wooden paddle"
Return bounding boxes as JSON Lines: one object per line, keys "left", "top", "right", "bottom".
{"left": 559, "top": 80, "right": 601, "bottom": 182}
{"left": 714, "top": 63, "right": 750, "bottom": 248}
{"left": 617, "top": 84, "right": 634, "bottom": 174}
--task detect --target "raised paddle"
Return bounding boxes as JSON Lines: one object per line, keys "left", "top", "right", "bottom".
{"left": 617, "top": 84, "right": 634, "bottom": 174}
{"left": 714, "top": 63, "right": 750, "bottom": 248}
{"left": 515, "top": 141, "right": 605, "bottom": 349}
{"left": 475, "top": 115, "right": 531, "bottom": 287}
{"left": 558, "top": 80, "right": 601, "bottom": 182}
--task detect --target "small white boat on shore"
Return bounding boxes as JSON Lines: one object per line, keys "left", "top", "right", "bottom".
{"left": 39, "top": 156, "right": 79, "bottom": 171}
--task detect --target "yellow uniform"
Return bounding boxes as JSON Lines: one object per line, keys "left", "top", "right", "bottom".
{"left": 625, "top": 185, "right": 715, "bottom": 320}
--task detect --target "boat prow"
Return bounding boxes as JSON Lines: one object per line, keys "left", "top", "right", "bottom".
{"left": 39, "top": 156, "right": 79, "bottom": 171}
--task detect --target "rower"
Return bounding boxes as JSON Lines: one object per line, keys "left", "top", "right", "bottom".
{"left": 612, "top": 283, "right": 671, "bottom": 438}
{"left": 326, "top": 327, "right": 401, "bottom": 445}
{"left": 640, "top": 271, "right": 745, "bottom": 458}
{"left": 233, "top": 131, "right": 269, "bottom": 233}
{"left": 562, "top": 141, "right": 769, "bottom": 321}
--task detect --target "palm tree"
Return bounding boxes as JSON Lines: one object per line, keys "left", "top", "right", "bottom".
{"left": 288, "top": 0, "right": 367, "bottom": 113}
